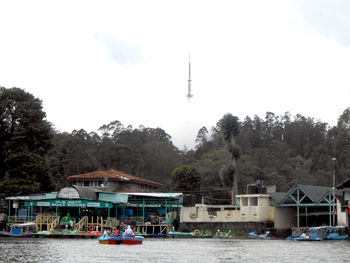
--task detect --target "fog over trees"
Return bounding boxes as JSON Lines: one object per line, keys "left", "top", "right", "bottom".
{"left": 1, "top": 87, "right": 349, "bottom": 202}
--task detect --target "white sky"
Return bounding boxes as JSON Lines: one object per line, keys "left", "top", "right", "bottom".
{"left": 1, "top": 0, "right": 350, "bottom": 149}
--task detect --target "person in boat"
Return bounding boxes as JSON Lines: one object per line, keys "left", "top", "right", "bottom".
{"left": 123, "top": 225, "right": 134, "bottom": 237}
{"left": 103, "top": 229, "right": 109, "bottom": 237}
{"left": 300, "top": 232, "right": 309, "bottom": 239}
{"left": 258, "top": 231, "right": 269, "bottom": 239}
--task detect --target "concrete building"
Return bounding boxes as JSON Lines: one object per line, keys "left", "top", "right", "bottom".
{"left": 180, "top": 184, "right": 338, "bottom": 232}
{"left": 180, "top": 194, "right": 274, "bottom": 224}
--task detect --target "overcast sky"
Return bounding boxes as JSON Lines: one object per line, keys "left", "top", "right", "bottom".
{"left": 1, "top": 0, "right": 350, "bottom": 149}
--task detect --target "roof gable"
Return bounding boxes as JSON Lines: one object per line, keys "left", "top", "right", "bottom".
{"left": 298, "top": 184, "right": 330, "bottom": 203}
{"left": 67, "top": 169, "right": 162, "bottom": 187}
{"left": 270, "top": 192, "right": 287, "bottom": 204}
{"left": 278, "top": 184, "right": 332, "bottom": 205}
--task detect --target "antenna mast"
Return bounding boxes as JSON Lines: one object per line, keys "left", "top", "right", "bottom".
{"left": 186, "top": 54, "right": 193, "bottom": 101}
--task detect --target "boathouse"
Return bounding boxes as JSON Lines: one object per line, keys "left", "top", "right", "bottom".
{"left": 5, "top": 185, "right": 182, "bottom": 234}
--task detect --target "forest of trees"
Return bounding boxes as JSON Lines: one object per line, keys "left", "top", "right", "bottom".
{"left": 189, "top": 110, "right": 350, "bottom": 203}
{"left": 1, "top": 87, "right": 350, "bottom": 203}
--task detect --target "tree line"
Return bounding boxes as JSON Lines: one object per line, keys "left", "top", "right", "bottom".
{"left": 1, "top": 87, "right": 350, "bottom": 202}
{"left": 187, "top": 110, "right": 350, "bottom": 203}
{"left": 0, "top": 87, "right": 183, "bottom": 196}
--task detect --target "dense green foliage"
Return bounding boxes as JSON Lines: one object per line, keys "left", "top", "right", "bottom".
{"left": 0, "top": 87, "right": 184, "bottom": 195}
{"left": 0, "top": 87, "right": 54, "bottom": 195}
{"left": 2, "top": 87, "right": 350, "bottom": 204}
{"left": 218, "top": 113, "right": 241, "bottom": 204}
{"left": 189, "top": 111, "right": 345, "bottom": 203}
{"left": 0, "top": 178, "right": 40, "bottom": 196}
{"left": 48, "top": 122, "right": 184, "bottom": 188}
{"left": 170, "top": 165, "right": 200, "bottom": 192}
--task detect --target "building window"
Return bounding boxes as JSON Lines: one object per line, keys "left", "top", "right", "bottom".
{"left": 207, "top": 207, "right": 221, "bottom": 217}
{"left": 249, "top": 197, "right": 258, "bottom": 206}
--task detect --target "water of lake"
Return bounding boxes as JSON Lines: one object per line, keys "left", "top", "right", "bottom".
{"left": 1, "top": 237, "right": 349, "bottom": 263}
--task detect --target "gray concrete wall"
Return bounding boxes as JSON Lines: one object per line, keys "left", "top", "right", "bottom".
{"left": 274, "top": 207, "right": 295, "bottom": 229}
{"left": 337, "top": 199, "right": 348, "bottom": 226}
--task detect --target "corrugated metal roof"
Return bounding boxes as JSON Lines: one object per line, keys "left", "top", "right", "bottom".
{"left": 56, "top": 186, "right": 98, "bottom": 200}
{"left": 112, "top": 186, "right": 148, "bottom": 193}
{"left": 68, "top": 169, "right": 162, "bottom": 187}
{"left": 124, "top": 192, "right": 183, "bottom": 199}
{"left": 73, "top": 186, "right": 98, "bottom": 200}
{"left": 278, "top": 184, "right": 335, "bottom": 205}
{"left": 45, "top": 193, "right": 57, "bottom": 199}
{"left": 270, "top": 192, "right": 287, "bottom": 204}
{"left": 297, "top": 184, "right": 331, "bottom": 203}
{"left": 6, "top": 193, "right": 57, "bottom": 201}
{"left": 337, "top": 178, "right": 350, "bottom": 189}
{"left": 6, "top": 195, "right": 42, "bottom": 201}
{"left": 98, "top": 192, "right": 128, "bottom": 203}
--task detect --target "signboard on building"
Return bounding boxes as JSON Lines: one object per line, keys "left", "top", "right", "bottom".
{"left": 24, "top": 199, "right": 113, "bottom": 208}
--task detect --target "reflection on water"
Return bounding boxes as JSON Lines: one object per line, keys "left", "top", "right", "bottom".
{"left": 1, "top": 237, "right": 350, "bottom": 263}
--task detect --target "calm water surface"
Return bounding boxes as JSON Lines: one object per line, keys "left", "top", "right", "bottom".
{"left": 1, "top": 237, "right": 349, "bottom": 263}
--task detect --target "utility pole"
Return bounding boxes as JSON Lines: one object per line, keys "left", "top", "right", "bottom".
{"left": 332, "top": 157, "right": 336, "bottom": 226}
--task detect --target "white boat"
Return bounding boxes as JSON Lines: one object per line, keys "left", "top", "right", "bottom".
{"left": 0, "top": 222, "right": 36, "bottom": 237}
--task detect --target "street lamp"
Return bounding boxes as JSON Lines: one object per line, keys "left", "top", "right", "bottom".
{"left": 332, "top": 157, "right": 336, "bottom": 226}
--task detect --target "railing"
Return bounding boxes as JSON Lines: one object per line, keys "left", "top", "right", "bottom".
{"left": 7, "top": 216, "right": 36, "bottom": 223}
{"left": 103, "top": 217, "right": 117, "bottom": 229}
{"left": 6, "top": 214, "right": 174, "bottom": 234}
{"left": 81, "top": 216, "right": 118, "bottom": 232}
{"left": 35, "top": 215, "right": 60, "bottom": 232}
{"left": 49, "top": 216, "right": 60, "bottom": 231}
{"left": 126, "top": 216, "right": 170, "bottom": 225}
{"left": 126, "top": 216, "right": 173, "bottom": 234}
{"left": 128, "top": 216, "right": 144, "bottom": 224}
{"left": 74, "top": 216, "right": 88, "bottom": 231}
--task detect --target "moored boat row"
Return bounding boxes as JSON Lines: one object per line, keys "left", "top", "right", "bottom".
{"left": 1, "top": 223, "right": 349, "bottom": 241}
{"left": 286, "top": 226, "right": 349, "bottom": 241}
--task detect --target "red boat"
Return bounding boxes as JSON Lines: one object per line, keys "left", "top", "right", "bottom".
{"left": 98, "top": 234, "right": 143, "bottom": 245}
